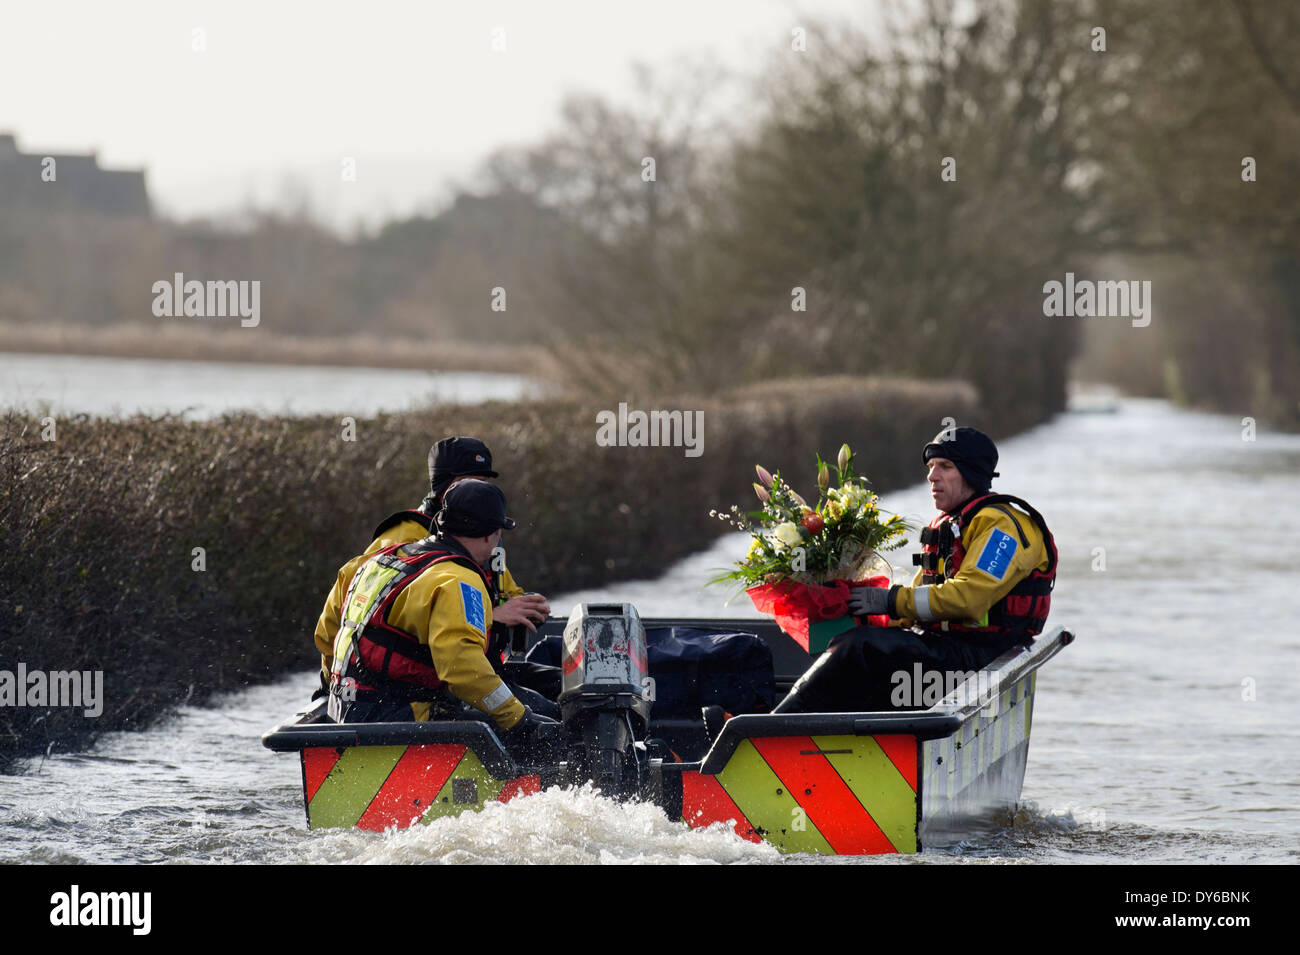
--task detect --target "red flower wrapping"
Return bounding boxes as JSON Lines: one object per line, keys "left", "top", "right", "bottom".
{"left": 746, "top": 576, "right": 891, "bottom": 652}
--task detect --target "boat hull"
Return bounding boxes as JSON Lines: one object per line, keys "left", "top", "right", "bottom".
{"left": 678, "top": 732, "right": 920, "bottom": 853}
{"left": 265, "top": 624, "right": 1070, "bottom": 853}
{"left": 301, "top": 741, "right": 541, "bottom": 831}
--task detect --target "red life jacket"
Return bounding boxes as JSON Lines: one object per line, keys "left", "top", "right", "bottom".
{"left": 369, "top": 506, "right": 511, "bottom": 620}
{"left": 913, "top": 493, "right": 1058, "bottom": 641}
{"left": 331, "top": 537, "right": 499, "bottom": 705}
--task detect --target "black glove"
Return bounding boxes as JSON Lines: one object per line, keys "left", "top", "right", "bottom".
{"left": 500, "top": 706, "right": 561, "bottom": 762}
{"left": 501, "top": 706, "right": 558, "bottom": 741}
{"left": 847, "top": 585, "right": 891, "bottom": 617}
{"left": 523, "top": 705, "right": 559, "bottom": 726}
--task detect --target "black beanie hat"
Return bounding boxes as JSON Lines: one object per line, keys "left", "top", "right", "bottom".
{"left": 436, "top": 479, "right": 516, "bottom": 538}
{"left": 922, "top": 427, "right": 1000, "bottom": 493}
{"left": 428, "top": 436, "right": 497, "bottom": 498}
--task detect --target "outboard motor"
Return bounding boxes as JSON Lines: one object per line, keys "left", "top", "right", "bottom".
{"left": 559, "top": 603, "right": 653, "bottom": 797}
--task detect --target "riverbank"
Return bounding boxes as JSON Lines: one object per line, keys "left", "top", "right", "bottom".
{"left": 0, "top": 375, "right": 986, "bottom": 768}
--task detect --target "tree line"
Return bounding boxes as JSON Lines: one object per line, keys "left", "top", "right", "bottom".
{"left": 1, "top": 0, "right": 1294, "bottom": 425}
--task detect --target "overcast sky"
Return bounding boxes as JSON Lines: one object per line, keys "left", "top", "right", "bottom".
{"left": 2, "top": 0, "right": 880, "bottom": 231}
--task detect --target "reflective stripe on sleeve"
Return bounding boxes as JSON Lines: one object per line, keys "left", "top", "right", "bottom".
{"left": 483, "top": 681, "right": 514, "bottom": 712}
{"left": 914, "top": 585, "right": 935, "bottom": 622}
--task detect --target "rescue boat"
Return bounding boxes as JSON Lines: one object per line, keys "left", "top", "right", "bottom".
{"left": 263, "top": 604, "right": 1073, "bottom": 855}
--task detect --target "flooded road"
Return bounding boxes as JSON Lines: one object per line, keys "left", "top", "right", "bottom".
{"left": 0, "top": 351, "right": 540, "bottom": 419}
{"left": 3, "top": 399, "right": 1298, "bottom": 863}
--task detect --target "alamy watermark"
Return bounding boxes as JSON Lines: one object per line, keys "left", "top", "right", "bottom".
{"left": 50, "top": 885, "right": 150, "bottom": 935}
{"left": 0, "top": 664, "right": 103, "bottom": 717}
{"left": 151, "top": 272, "right": 260, "bottom": 327}
{"left": 890, "top": 663, "right": 1001, "bottom": 714}
{"left": 595, "top": 402, "right": 704, "bottom": 457}
{"left": 1042, "top": 272, "right": 1151, "bottom": 327}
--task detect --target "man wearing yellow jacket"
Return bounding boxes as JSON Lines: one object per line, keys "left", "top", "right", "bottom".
{"left": 314, "top": 436, "right": 549, "bottom": 681}
{"left": 327, "top": 480, "right": 557, "bottom": 747}
{"left": 773, "top": 426, "right": 1057, "bottom": 713}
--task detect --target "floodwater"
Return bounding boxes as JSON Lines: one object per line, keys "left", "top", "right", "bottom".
{"left": 0, "top": 351, "right": 540, "bottom": 419}
{"left": 3, "top": 398, "right": 1298, "bottom": 864}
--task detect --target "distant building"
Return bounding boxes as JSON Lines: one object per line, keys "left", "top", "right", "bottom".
{"left": 0, "top": 132, "right": 150, "bottom": 217}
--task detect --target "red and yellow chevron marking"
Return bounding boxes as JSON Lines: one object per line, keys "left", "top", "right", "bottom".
{"left": 750, "top": 736, "right": 896, "bottom": 854}
{"left": 680, "top": 770, "right": 762, "bottom": 842}
{"left": 498, "top": 775, "right": 542, "bottom": 803}
{"left": 303, "top": 746, "right": 342, "bottom": 802}
{"left": 301, "top": 743, "right": 531, "bottom": 831}
{"left": 874, "top": 734, "right": 919, "bottom": 791}
{"left": 684, "top": 734, "right": 919, "bottom": 854}
{"left": 356, "top": 745, "right": 465, "bottom": 831}
{"left": 424, "top": 746, "right": 507, "bottom": 819}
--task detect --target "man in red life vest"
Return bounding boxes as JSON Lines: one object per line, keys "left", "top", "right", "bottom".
{"left": 773, "top": 426, "right": 1057, "bottom": 713}
{"left": 313, "top": 437, "right": 550, "bottom": 685}
{"left": 327, "top": 479, "right": 558, "bottom": 751}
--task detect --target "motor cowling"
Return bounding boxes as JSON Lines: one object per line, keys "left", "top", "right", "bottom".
{"left": 559, "top": 603, "right": 652, "bottom": 729}
{"left": 558, "top": 603, "right": 653, "bottom": 796}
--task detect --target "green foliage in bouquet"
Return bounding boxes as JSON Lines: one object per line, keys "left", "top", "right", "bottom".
{"left": 711, "top": 443, "right": 912, "bottom": 589}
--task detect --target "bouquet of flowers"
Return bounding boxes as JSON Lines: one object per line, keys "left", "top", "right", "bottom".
{"left": 711, "top": 444, "right": 911, "bottom": 652}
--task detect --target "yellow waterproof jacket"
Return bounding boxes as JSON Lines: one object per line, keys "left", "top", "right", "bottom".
{"left": 336, "top": 547, "right": 525, "bottom": 729}
{"left": 890, "top": 501, "right": 1050, "bottom": 630}
{"left": 314, "top": 516, "right": 524, "bottom": 675}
